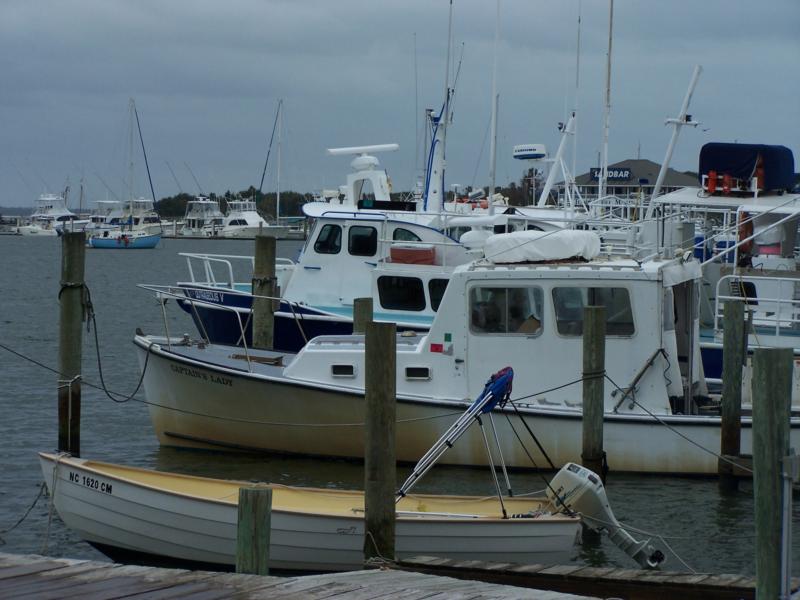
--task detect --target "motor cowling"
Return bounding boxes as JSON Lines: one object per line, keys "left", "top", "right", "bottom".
{"left": 547, "top": 463, "right": 665, "bottom": 569}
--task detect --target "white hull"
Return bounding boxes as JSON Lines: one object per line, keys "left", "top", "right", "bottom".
{"left": 135, "top": 337, "right": 800, "bottom": 474}
{"left": 221, "top": 225, "right": 290, "bottom": 239}
{"left": 39, "top": 454, "right": 578, "bottom": 571}
{"left": 17, "top": 225, "right": 58, "bottom": 236}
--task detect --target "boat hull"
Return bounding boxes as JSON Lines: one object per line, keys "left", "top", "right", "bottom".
{"left": 39, "top": 454, "right": 578, "bottom": 572}
{"left": 135, "top": 337, "right": 800, "bottom": 475}
{"left": 177, "top": 287, "right": 428, "bottom": 352}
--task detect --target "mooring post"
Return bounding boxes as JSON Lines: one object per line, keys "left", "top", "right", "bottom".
{"left": 58, "top": 231, "right": 86, "bottom": 456}
{"left": 582, "top": 305, "right": 606, "bottom": 482}
{"left": 363, "top": 321, "right": 396, "bottom": 563}
{"left": 353, "top": 297, "right": 373, "bottom": 335}
{"left": 751, "top": 347, "right": 792, "bottom": 600}
{"left": 252, "top": 235, "right": 276, "bottom": 350}
{"left": 719, "top": 300, "right": 746, "bottom": 490}
{"left": 236, "top": 486, "right": 272, "bottom": 575}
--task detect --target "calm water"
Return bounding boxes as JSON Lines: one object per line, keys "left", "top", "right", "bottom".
{"left": 0, "top": 234, "right": 797, "bottom": 577}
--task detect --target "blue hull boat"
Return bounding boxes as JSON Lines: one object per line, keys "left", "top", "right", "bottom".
{"left": 88, "top": 232, "right": 161, "bottom": 249}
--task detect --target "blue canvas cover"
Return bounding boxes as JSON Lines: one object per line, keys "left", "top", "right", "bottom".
{"left": 699, "top": 143, "right": 795, "bottom": 191}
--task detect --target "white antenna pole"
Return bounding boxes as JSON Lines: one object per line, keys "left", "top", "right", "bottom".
{"left": 571, "top": 0, "right": 582, "bottom": 181}
{"left": 488, "top": 0, "right": 500, "bottom": 216}
{"left": 414, "top": 32, "right": 419, "bottom": 177}
{"left": 646, "top": 65, "right": 702, "bottom": 218}
{"left": 599, "top": 0, "right": 613, "bottom": 201}
{"left": 441, "top": 0, "right": 454, "bottom": 199}
{"left": 276, "top": 100, "right": 282, "bottom": 223}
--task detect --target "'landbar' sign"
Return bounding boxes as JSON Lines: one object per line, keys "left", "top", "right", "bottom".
{"left": 590, "top": 167, "right": 632, "bottom": 182}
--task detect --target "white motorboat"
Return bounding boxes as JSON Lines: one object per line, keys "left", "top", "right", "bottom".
{"left": 133, "top": 229, "right": 800, "bottom": 474}
{"left": 219, "top": 198, "right": 289, "bottom": 239}
{"left": 39, "top": 371, "right": 666, "bottom": 572}
{"left": 17, "top": 193, "right": 80, "bottom": 236}
{"left": 180, "top": 196, "right": 225, "bottom": 237}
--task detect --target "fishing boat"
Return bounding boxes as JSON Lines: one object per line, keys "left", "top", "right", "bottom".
{"left": 17, "top": 192, "right": 80, "bottom": 236}
{"left": 133, "top": 227, "right": 800, "bottom": 475}
{"left": 218, "top": 197, "right": 289, "bottom": 239}
{"left": 180, "top": 196, "right": 225, "bottom": 237}
{"left": 38, "top": 369, "right": 665, "bottom": 572}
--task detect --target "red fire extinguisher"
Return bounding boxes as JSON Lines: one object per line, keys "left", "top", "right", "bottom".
{"left": 707, "top": 170, "right": 717, "bottom": 194}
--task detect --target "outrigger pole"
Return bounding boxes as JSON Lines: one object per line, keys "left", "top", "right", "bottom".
{"left": 396, "top": 367, "right": 515, "bottom": 518}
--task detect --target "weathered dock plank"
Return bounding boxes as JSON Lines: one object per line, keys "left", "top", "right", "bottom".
{"left": 0, "top": 553, "right": 597, "bottom": 599}
{"left": 397, "top": 555, "right": 800, "bottom": 600}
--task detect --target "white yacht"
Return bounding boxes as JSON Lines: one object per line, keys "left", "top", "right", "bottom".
{"left": 180, "top": 196, "right": 225, "bottom": 237}
{"left": 219, "top": 198, "right": 288, "bottom": 239}
{"left": 17, "top": 193, "right": 80, "bottom": 236}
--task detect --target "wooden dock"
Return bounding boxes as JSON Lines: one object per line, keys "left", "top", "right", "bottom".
{"left": 398, "top": 556, "right": 800, "bottom": 600}
{"left": 0, "top": 553, "right": 596, "bottom": 599}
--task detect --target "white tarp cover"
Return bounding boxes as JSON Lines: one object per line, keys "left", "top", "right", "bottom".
{"left": 484, "top": 230, "right": 602, "bottom": 263}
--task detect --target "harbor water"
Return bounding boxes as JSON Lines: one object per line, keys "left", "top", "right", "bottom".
{"left": 0, "top": 235, "right": 798, "bottom": 576}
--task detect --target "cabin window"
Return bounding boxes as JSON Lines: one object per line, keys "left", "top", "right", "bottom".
{"left": 393, "top": 227, "right": 421, "bottom": 242}
{"left": 469, "top": 286, "right": 544, "bottom": 335}
{"left": 348, "top": 225, "right": 377, "bottom": 256}
{"left": 428, "top": 279, "right": 448, "bottom": 312}
{"left": 314, "top": 224, "right": 342, "bottom": 254}
{"left": 552, "top": 287, "right": 635, "bottom": 336}
{"left": 378, "top": 276, "right": 426, "bottom": 311}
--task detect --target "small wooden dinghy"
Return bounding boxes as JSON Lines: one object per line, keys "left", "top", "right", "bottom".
{"left": 39, "top": 452, "right": 580, "bottom": 572}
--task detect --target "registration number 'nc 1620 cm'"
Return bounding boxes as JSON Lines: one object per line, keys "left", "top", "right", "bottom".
{"left": 68, "top": 471, "right": 113, "bottom": 494}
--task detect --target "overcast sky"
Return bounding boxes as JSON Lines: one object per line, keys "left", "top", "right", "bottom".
{"left": 1, "top": 0, "right": 798, "bottom": 208}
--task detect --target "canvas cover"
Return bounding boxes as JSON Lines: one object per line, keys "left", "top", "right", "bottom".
{"left": 484, "top": 230, "right": 601, "bottom": 263}
{"left": 699, "top": 143, "right": 795, "bottom": 191}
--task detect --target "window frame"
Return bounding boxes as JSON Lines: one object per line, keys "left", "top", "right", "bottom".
{"left": 313, "top": 223, "right": 342, "bottom": 254}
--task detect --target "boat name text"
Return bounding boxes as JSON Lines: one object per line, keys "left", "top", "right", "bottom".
{"left": 68, "top": 471, "right": 113, "bottom": 494}
{"left": 170, "top": 364, "right": 233, "bottom": 386}
{"left": 191, "top": 290, "right": 222, "bottom": 302}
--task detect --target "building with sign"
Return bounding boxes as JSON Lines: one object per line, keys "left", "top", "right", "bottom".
{"left": 553, "top": 159, "right": 698, "bottom": 202}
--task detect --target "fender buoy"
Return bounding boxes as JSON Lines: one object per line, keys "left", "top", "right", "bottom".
{"left": 738, "top": 212, "right": 754, "bottom": 254}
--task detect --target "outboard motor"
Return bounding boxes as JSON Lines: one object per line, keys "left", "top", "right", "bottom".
{"left": 547, "top": 463, "right": 665, "bottom": 569}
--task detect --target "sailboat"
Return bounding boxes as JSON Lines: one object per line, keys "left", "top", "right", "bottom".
{"left": 88, "top": 99, "right": 161, "bottom": 249}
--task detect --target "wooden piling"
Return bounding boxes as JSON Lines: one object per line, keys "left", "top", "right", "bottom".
{"left": 58, "top": 231, "right": 86, "bottom": 456}
{"left": 363, "top": 321, "right": 396, "bottom": 563}
{"left": 236, "top": 486, "right": 272, "bottom": 575}
{"left": 719, "top": 300, "right": 746, "bottom": 491}
{"left": 251, "top": 235, "right": 276, "bottom": 350}
{"left": 751, "top": 347, "right": 792, "bottom": 600}
{"left": 353, "top": 297, "right": 373, "bottom": 335}
{"left": 581, "top": 306, "right": 606, "bottom": 480}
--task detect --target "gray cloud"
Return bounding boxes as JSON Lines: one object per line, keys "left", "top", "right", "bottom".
{"left": 1, "top": 0, "right": 798, "bottom": 206}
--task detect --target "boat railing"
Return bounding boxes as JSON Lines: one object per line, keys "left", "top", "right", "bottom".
{"left": 179, "top": 252, "right": 294, "bottom": 289}
{"left": 139, "top": 283, "right": 309, "bottom": 372}
{"left": 715, "top": 274, "right": 800, "bottom": 341}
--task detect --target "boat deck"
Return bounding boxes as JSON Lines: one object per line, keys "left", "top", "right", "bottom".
{"left": 0, "top": 552, "right": 595, "bottom": 599}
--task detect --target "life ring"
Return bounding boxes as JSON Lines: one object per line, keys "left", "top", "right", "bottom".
{"left": 738, "top": 212, "right": 754, "bottom": 253}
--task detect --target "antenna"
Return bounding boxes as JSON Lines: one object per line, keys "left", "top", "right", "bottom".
{"left": 259, "top": 99, "right": 283, "bottom": 194}
{"left": 184, "top": 162, "right": 205, "bottom": 195}
{"left": 165, "top": 161, "right": 184, "bottom": 193}
{"left": 326, "top": 144, "right": 399, "bottom": 156}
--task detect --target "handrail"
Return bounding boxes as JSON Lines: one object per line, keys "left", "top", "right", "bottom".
{"left": 714, "top": 274, "right": 800, "bottom": 339}
{"left": 612, "top": 348, "right": 666, "bottom": 413}
{"left": 139, "top": 283, "right": 310, "bottom": 372}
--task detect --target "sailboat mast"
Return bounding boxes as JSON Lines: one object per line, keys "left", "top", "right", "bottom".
{"left": 571, "top": 0, "right": 582, "bottom": 182}
{"left": 440, "top": 0, "right": 453, "bottom": 208}
{"left": 276, "top": 100, "right": 282, "bottom": 223}
{"left": 599, "top": 0, "right": 613, "bottom": 201}
{"left": 128, "top": 98, "right": 135, "bottom": 221}
{"left": 488, "top": 0, "right": 500, "bottom": 216}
